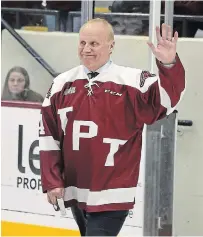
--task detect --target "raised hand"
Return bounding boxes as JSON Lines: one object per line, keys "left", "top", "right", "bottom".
{"left": 147, "top": 23, "right": 178, "bottom": 64}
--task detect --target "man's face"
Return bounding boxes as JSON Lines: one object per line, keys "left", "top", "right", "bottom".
{"left": 78, "top": 22, "right": 114, "bottom": 72}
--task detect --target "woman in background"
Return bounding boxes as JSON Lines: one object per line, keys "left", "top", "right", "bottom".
{"left": 2, "top": 66, "right": 44, "bottom": 102}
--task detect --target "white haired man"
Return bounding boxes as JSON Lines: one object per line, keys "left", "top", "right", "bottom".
{"left": 39, "top": 18, "right": 185, "bottom": 236}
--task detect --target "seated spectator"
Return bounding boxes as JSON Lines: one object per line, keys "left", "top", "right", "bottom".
{"left": 165, "top": 1, "right": 203, "bottom": 37}
{"left": 110, "top": 1, "right": 150, "bottom": 35}
{"left": 44, "top": 1, "right": 81, "bottom": 31}
{"left": 110, "top": 0, "right": 203, "bottom": 37}
{"left": 2, "top": 66, "right": 44, "bottom": 102}
{"left": 1, "top": 1, "right": 44, "bottom": 30}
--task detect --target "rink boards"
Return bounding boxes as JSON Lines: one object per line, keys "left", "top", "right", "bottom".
{"left": 1, "top": 103, "right": 145, "bottom": 236}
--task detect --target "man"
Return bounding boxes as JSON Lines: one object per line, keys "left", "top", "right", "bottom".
{"left": 39, "top": 18, "right": 185, "bottom": 236}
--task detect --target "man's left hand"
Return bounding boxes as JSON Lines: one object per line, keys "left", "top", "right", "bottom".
{"left": 147, "top": 23, "right": 178, "bottom": 64}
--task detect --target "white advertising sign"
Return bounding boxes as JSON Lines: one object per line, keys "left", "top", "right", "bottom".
{"left": 1, "top": 105, "right": 145, "bottom": 235}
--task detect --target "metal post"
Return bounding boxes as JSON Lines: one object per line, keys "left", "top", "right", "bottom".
{"left": 55, "top": 13, "right": 60, "bottom": 31}
{"left": 148, "top": 0, "right": 161, "bottom": 73}
{"left": 16, "top": 12, "right": 20, "bottom": 29}
{"left": 81, "top": 0, "right": 94, "bottom": 26}
{"left": 142, "top": 1, "right": 162, "bottom": 235}
{"left": 164, "top": 0, "right": 174, "bottom": 29}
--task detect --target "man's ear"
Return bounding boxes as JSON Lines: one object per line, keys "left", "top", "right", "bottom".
{"left": 110, "top": 41, "right": 115, "bottom": 52}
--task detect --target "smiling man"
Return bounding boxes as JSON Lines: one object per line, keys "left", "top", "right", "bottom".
{"left": 39, "top": 18, "right": 185, "bottom": 236}
{"left": 78, "top": 19, "right": 115, "bottom": 72}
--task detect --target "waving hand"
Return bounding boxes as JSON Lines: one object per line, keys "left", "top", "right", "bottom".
{"left": 147, "top": 23, "right": 178, "bottom": 64}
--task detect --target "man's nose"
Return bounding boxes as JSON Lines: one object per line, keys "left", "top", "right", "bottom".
{"left": 83, "top": 44, "right": 91, "bottom": 52}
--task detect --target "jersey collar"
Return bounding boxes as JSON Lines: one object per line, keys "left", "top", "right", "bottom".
{"left": 83, "top": 59, "right": 112, "bottom": 75}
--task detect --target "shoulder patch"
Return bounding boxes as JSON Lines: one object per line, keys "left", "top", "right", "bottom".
{"left": 140, "top": 71, "right": 156, "bottom": 88}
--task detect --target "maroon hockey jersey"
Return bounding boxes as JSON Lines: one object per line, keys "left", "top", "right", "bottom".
{"left": 39, "top": 57, "right": 185, "bottom": 212}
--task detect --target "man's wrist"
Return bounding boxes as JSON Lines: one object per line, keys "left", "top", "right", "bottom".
{"left": 160, "top": 58, "right": 176, "bottom": 68}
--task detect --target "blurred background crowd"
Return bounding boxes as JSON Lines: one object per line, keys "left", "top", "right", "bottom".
{"left": 1, "top": 1, "right": 203, "bottom": 37}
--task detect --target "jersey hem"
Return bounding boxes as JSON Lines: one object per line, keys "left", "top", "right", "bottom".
{"left": 64, "top": 200, "right": 134, "bottom": 212}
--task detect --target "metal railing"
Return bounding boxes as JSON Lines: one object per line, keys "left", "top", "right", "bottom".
{"left": 1, "top": 7, "right": 60, "bottom": 31}
{"left": 67, "top": 11, "right": 203, "bottom": 36}
{"left": 2, "top": 7, "right": 202, "bottom": 36}
{"left": 68, "top": 11, "right": 203, "bottom": 21}
{"left": 1, "top": 18, "right": 59, "bottom": 78}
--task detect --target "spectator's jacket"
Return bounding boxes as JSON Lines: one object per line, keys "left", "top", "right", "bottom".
{"left": 2, "top": 89, "right": 44, "bottom": 103}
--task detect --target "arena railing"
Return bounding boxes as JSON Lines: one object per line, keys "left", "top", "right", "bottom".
{"left": 67, "top": 11, "right": 203, "bottom": 36}
{"left": 1, "top": 17, "right": 59, "bottom": 78}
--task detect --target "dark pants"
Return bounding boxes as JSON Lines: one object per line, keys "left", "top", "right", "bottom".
{"left": 71, "top": 205, "right": 129, "bottom": 236}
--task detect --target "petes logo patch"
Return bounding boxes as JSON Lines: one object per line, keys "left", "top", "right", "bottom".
{"left": 140, "top": 71, "right": 156, "bottom": 88}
